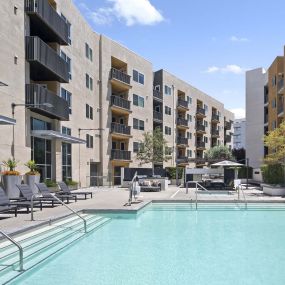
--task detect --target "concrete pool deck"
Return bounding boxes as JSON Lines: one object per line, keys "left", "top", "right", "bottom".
{"left": 1, "top": 185, "right": 285, "bottom": 234}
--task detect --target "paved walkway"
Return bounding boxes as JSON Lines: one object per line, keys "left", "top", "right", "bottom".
{"left": 1, "top": 185, "right": 285, "bottom": 234}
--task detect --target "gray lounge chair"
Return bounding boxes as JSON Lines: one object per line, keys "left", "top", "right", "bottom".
{"left": 35, "top": 183, "right": 77, "bottom": 204}
{"left": 58, "top": 182, "right": 93, "bottom": 199}
{"left": 0, "top": 187, "right": 40, "bottom": 215}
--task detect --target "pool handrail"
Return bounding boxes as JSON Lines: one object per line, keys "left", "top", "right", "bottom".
{"left": 128, "top": 171, "right": 138, "bottom": 205}
{"left": 0, "top": 229, "right": 24, "bottom": 271}
{"left": 195, "top": 182, "right": 211, "bottom": 210}
{"left": 238, "top": 184, "right": 247, "bottom": 209}
{"left": 31, "top": 194, "right": 87, "bottom": 233}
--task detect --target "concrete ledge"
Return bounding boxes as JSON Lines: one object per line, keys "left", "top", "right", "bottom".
{"left": 263, "top": 185, "right": 285, "bottom": 196}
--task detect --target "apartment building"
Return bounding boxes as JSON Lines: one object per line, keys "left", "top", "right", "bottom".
{"left": 0, "top": 0, "right": 234, "bottom": 187}
{"left": 233, "top": 118, "right": 246, "bottom": 149}
{"left": 246, "top": 51, "right": 285, "bottom": 172}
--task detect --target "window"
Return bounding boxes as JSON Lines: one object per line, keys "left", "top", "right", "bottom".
{"left": 165, "top": 126, "right": 171, "bottom": 135}
{"left": 85, "top": 43, "right": 93, "bottom": 61}
{"left": 204, "top": 121, "right": 208, "bottom": 127}
{"left": 165, "top": 147, "right": 172, "bottom": 156}
{"left": 187, "top": 150, "right": 192, "bottom": 157}
{"left": 62, "top": 126, "right": 71, "bottom": 136}
{"left": 272, "top": 120, "right": 276, "bottom": 130}
{"left": 31, "top": 118, "right": 51, "bottom": 131}
{"left": 61, "top": 14, "right": 71, "bottom": 44}
{"left": 86, "top": 74, "right": 93, "bottom": 90}
{"left": 164, "top": 85, "right": 171, "bottom": 95}
{"left": 133, "top": 70, "right": 144, "bottom": 84}
{"left": 272, "top": 98, "right": 276, "bottom": 108}
{"left": 187, "top": 114, "right": 192, "bottom": 122}
{"left": 86, "top": 104, "right": 93, "bottom": 120}
{"left": 62, "top": 142, "right": 72, "bottom": 181}
{"left": 165, "top": 106, "right": 171, "bottom": 115}
{"left": 204, "top": 137, "right": 208, "bottom": 143}
{"left": 133, "top": 94, "right": 144, "bottom": 107}
{"left": 272, "top": 75, "right": 276, "bottom": 87}
{"left": 187, "top": 96, "right": 192, "bottom": 105}
{"left": 61, "top": 88, "right": 72, "bottom": 114}
{"left": 86, "top": 134, "right": 93, "bottom": 148}
{"left": 133, "top": 142, "right": 142, "bottom": 153}
{"left": 204, "top": 104, "right": 208, "bottom": 113}
{"left": 133, "top": 118, "right": 144, "bottom": 131}
{"left": 60, "top": 51, "right": 72, "bottom": 79}
{"left": 187, "top": 132, "right": 192, "bottom": 139}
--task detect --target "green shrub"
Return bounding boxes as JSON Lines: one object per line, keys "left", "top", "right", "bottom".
{"left": 44, "top": 179, "right": 57, "bottom": 188}
{"left": 261, "top": 164, "right": 285, "bottom": 185}
{"left": 166, "top": 167, "right": 184, "bottom": 179}
{"left": 64, "top": 179, "right": 78, "bottom": 186}
{"left": 237, "top": 166, "right": 253, "bottom": 179}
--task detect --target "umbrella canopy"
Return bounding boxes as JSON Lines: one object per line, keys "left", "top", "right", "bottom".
{"left": 211, "top": 160, "right": 243, "bottom": 167}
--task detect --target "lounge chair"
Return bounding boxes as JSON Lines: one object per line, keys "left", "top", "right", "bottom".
{"left": 0, "top": 187, "right": 41, "bottom": 215}
{"left": 35, "top": 183, "right": 77, "bottom": 204}
{"left": 16, "top": 184, "right": 59, "bottom": 210}
{"left": 57, "top": 182, "right": 93, "bottom": 200}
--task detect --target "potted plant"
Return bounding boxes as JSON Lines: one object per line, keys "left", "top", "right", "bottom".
{"left": 2, "top": 158, "right": 21, "bottom": 198}
{"left": 24, "top": 160, "right": 40, "bottom": 194}
{"left": 65, "top": 179, "right": 78, "bottom": 190}
{"left": 44, "top": 179, "right": 58, "bottom": 193}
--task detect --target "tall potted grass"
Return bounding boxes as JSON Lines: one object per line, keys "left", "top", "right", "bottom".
{"left": 2, "top": 158, "right": 21, "bottom": 198}
{"left": 24, "top": 160, "right": 40, "bottom": 194}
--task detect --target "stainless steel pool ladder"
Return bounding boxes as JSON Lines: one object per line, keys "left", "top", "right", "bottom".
{"left": 185, "top": 181, "right": 211, "bottom": 209}
{"left": 238, "top": 184, "right": 247, "bottom": 210}
{"left": 0, "top": 230, "right": 23, "bottom": 271}
{"left": 31, "top": 194, "right": 87, "bottom": 233}
{"left": 128, "top": 171, "right": 138, "bottom": 205}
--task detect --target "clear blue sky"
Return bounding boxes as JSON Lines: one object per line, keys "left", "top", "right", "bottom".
{"left": 74, "top": 0, "right": 285, "bottom": 118}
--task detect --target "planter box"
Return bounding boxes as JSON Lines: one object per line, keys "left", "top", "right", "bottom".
{"left": 263, "top": 184, "right": 285, "bottom": 196}
{"left": 24, "top": 175, "right": 40, "bottom": 194}
{"left": 2, "top": 175, "right": 22, "bottom": 198}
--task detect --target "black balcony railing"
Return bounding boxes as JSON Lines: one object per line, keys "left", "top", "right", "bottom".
{"left": 225, "top": 121, "right": 231, "bottom": 130}
{"left": 196, "top": 107, "right": 206, "bottom": 116}
{"left": 25, "top": 0, "right": 69, "bottom": 45}
{"left": 153, "top": 111, "right": 163, "bottom": 121}
{"left": 26, "top": 84, "right": 69, "bottom": 120}
{"left": 111, "top": 123, "right": 131, "bottom": 135}
{"left": 153, "top": 89, "right": 163, "bottom": 101}
{"left": 177, "top": 99, "right": 189, "bottom": 109}
{"left": 111, "top": 149, "right": 131, "bottom": 161}
{"left": 212, "top": 113, "right": 219, "bottom": 121}
{"left": 277, "top": 78, "right": 284, "bottom": 94}
{"left": 177, "top": 156, "right": 188, "bottom": 164}
{"left": 177, "top": 117, "right": 188, "bottom": 127}
{"left": 26, "top": 36, "right": 69, "bottom": 83}
{"left": 196, "top": 124, "right": 205, "bottom": 132}
{"left": 110, "top": 95, "right": 131, "bottom": 111}
{"left": 177, "top": 137, "right": 188, "bottom": 145}
{"left": 211, "top": 129, "right": 220, "bottom": 136}
{"left": 196, "top": 141, "right": 205, "bottom": 148}
{"left": 110, "top": 68, "right": 131, "bottom": 85}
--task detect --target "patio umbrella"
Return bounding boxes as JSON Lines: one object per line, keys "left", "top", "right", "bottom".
{"left": 211, "top": 160, "right": 244, "bottom": 180}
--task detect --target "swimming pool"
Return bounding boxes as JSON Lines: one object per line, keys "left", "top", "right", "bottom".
{"left": 10, "top": 203, "right": 285, "bottom": 284}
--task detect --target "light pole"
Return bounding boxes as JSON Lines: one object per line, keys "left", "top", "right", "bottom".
{"left": 78, "top": 128, "right": 104, "bottom": 188}
{"left": 11, "top": 102, "right": 54, "bottom": 158}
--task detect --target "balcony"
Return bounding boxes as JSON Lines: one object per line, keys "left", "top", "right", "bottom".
{"left": 225, "top": 135, "right": 232, "bottom": 143}
{"left": 196, "top": 107, "right": 206, "bottom": 117}
{"left": 26, "top": 84, "right": 69, "bottom": 120}
{"left": 177, "top": 117, "right": 189, "bottom": 129}
{"left": 177, "top": 137, "right": 188, "bottom": 146}
{"left": 111, "top": 149, "right": 131, "bottom": 161}
{"left": 278, "top": 104, "right": 284, "bottom": 117}
{"left": 110, "top": 95, "right": 131, "bottom": 115}
{"left": 211, "top": 129, "right": 220, "bottom": 137}
{"left": 25, "top": 0, "right": 69, "bottom": 45}
{"left": 196, "top": 141, "right": 206, "bottom": 149}
{"left": 153, "top": 89, "right": 163, "bottom": 101}
{"left": 177, "top": 156, "right": 188, "bottom": 165}
{"left": 26, "top": 36, "right": 69, "bottom": 83}
{"left": 111, "top": 123, "right": 131, "bottom": 139}
{"left": 153, "top": 111, "right": 163, "bottom": 122}
{"left": 277, "top": 78, "right": 284, "bottom": 94}
{"left": 177, "top": 99, "right": 189, "bottom": 110}
{"left": 211, "top": 113, "right": 220, "bottom": 122}
{"left": 196, "top": 124, "right": 206, "bottom": 133}
{"left": 224, "top": 121, "right": 231, "bottom": 130}
{"left": 110, "top": 68, "right": 131, "bottom": 91}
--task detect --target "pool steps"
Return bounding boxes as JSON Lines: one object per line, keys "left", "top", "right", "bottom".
{"left": 0, "top": 214, "right": 111, "bottom": 284}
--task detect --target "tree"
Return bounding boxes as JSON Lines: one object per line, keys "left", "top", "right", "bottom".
{"left": 232, "top": 148, "right": 246, "bottom": 163}
{"left": 264, "top": 121, "right": 285, "bottom": 164}
{"left": 204, "top": 145, "right": 233, "bottom": 162}
{"left": 136, "top": 128, "right": 170, "bottom": 174}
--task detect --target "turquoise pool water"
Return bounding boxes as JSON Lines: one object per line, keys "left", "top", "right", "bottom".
{"left": 11, "top": 203, "right": 285, "bottom": 285}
